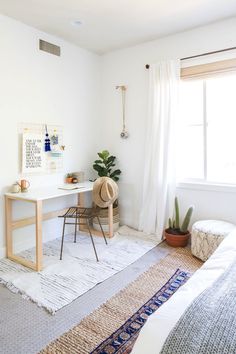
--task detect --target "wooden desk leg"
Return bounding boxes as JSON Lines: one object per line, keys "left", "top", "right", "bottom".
{"left": 78, "top": 192, "right": 85, "bottom": 232}
{"left": 77, "top": 192, "right": 85, "bottom": 207}
{"left": 108, "top": 203, "right": 113, "bottom": 238}
{"left": 5, "top": 196, "right": 13, "bottom": 257}
{"left": 35, "top": 201, "right": 43, "bottom": 272}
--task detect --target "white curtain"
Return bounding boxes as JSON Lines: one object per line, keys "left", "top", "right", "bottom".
{"left": 139, "top": 60, "right": 180, "bottom": 239}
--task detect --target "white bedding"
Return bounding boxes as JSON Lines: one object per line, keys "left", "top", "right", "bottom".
{"left": 132, "top": 228, "right": 236, "bottom": 354}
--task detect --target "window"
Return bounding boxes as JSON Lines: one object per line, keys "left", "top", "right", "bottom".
{"left": 177, "top": 72, "right": 236, "bottom": 185}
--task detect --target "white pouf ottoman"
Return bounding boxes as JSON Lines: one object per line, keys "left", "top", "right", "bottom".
{"left": 191, "top": 220, "right": 236, "bottom": 261}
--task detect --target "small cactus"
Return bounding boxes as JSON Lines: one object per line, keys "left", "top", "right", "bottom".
{"left": 181, "top": 206, "right": 194, "bottom": 233}
{"left": 175, "top": 197, "right": 180, "bottom": 229}
{"left": 167, "top": 197, "right": 194, "bottom": 234}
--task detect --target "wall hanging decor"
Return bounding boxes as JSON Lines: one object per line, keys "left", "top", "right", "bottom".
{"left": 116, "top": 85, "right": 129, "bottom": 139}
{"left": 19, "top": 122, "right": 64, "bottom": 175}
{"left": 22, "top": 132, "right": 45, "bottom": 174}
{"left": 44, "top": 125, "right": 51, "bottom": 152}
{"left": 50, "top": 129, "right": 63, "bottom": 157}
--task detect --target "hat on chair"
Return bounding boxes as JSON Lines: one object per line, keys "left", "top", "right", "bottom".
{"left": 93, "top": 177, "right": 118, "bottom": 208}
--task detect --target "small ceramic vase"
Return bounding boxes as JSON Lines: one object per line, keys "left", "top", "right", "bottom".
{"left": 18, "top": 179, "right": 30, "bottom": 193}
{"left": 11, "top": 183, "right": 21, "bottom": 193}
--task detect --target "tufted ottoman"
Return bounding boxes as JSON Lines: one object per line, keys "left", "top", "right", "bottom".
{"left": 191, "top": 220, "right": 236, "bottom": 261}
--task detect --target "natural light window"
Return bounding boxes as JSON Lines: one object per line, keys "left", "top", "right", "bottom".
{"left": 177, "top": 72, "right": 236, "bottom": 185}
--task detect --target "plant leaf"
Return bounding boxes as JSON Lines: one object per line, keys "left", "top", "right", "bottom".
{"left": 107, "top": 156, "right": 116, "bottom": 164}
{"left": 97, "top": 152, "right": 105, "bottom": 160}
{"left": 93, "top": 165, "right": 107, "bottom": 176}
{"left": 110, "top": 169, "right": 121, "bottom": 177}
{"left": 94, "top": 159, "right": 103, "bottom": 164}
{"left": 98, "top": 150, "right": 109, "bottom": 160}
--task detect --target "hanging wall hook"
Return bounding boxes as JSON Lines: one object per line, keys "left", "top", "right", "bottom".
{"left": 116, "top": 85, "right": 129, "bottom": 139}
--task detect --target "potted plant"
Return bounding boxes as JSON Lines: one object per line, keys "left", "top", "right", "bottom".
{"left": 92, "top": 150, "right": 121, "bottom": 232}
{"left": 93, "top": 150, "right": 121, "bottom": 181}
{"left": 165, "top": 197, "right": 194, "bottom": 247}
{"left": 65, "top": 173, "right": 74, "bottom": 184}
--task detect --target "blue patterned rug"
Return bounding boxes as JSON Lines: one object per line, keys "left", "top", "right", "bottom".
{"left": 91, "top": 269, "right": 190, "bottom": 354}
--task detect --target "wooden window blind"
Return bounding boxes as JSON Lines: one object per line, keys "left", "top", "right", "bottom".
{"left": 181, "top": 58, "right": 236, "bottom": 79}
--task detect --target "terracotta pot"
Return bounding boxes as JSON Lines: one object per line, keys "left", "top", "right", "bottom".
{"left": 164, "top": 229, "right": 190, "bottom": 247}
{"left": 65, "top": 177, "right": 73, "bottom": 184}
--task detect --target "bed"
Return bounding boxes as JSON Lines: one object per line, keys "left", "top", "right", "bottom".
{"left": 131, "top": 228, "right": 236, "bottom": 354}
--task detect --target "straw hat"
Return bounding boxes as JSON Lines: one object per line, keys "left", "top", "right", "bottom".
{"left": 93, "top": 177, "right": 118, "bottom": 208}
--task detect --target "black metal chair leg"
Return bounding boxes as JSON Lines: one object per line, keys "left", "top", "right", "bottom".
{"left": 87, "top": 220, "right": 99, "bottom": 262}
{"left": 60, "top": 218, "right": 66, "bottom": 260}
{"left": 97, "top": 216, "right": 108, "bottom": 245}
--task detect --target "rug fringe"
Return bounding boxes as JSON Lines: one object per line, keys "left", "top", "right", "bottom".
{"left": 0, "top": 278, "right": 55, "bottom": 314}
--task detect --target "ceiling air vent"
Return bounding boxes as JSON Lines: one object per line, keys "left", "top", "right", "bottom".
{"left": 39, "top": 39, "right": 61, "bottom": 56}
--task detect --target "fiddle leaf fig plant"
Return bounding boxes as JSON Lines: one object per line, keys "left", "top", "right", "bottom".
{"left": 93, "top": 150, "right": 121, "bottom": 181}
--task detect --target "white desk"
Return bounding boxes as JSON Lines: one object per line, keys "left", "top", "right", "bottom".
{"left": 5, "top": 181, "right": 114, "bottom": 271}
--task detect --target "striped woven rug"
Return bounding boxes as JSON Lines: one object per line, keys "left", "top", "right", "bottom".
{"left": 40, "top": 248, "right": 202, "bottom": 354}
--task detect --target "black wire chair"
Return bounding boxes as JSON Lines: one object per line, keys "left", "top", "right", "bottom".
{"left": 58, "top": 206, "right": 107, "bottom": 261}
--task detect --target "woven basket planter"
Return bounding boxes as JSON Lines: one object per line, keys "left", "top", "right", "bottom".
{"left": 93, "top": 205, "right": 120, "bottom": 232}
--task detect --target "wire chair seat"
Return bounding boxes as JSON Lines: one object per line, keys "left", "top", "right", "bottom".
{"left": 58, "top": 206, "right": 107, "bottom": 262}
{"left": 59, "top": 207, "right": 99, "bottom": 219}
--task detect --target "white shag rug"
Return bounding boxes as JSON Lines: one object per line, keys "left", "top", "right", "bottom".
{"left": 0, "top": 226, "right": 160, "bottom": 314}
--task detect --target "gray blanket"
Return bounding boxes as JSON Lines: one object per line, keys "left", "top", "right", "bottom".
{"left": 161, "top": 258, "right": 236, "bottom": 354}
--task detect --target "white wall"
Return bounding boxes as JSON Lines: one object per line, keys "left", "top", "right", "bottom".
{"left": 0, "top": 14, "right": 101, "bottom": 257}
{"left": 2, "top": 14, "right": 236, "bottom": 258}
{"left": 100, "top": 17, "right": 236, "bottom": 230}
